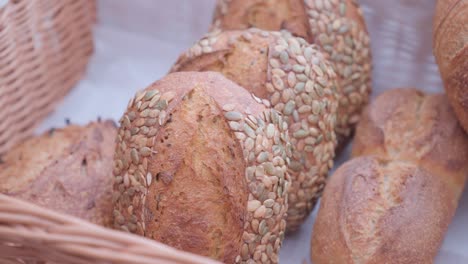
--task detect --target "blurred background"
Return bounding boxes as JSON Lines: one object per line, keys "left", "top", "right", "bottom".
{"left": 34, "top": 1, "right": 465, "bottom": 263}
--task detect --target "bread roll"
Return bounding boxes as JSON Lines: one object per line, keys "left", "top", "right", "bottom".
{"left": 171, "top": 29, "right": 339, "bottom": 231}
{"left": 311, "top": 89, "right": 468, "bottom": 264}
{"left": 112, "top": 72, "right": 291, "bottom": 263}
{"left": 212, "top": 0, "right": 372, "bottom": 146}
{"left": 0, "top": 120, "right": 117, "bottom": 227}
{"left": 433, "top": 0, "right": 468, "bottom": 133}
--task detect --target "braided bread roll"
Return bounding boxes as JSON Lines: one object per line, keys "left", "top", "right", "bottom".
{"left": 311, "top": 89, "right": 468, "bottom": 264}
{"left": 212, "top": 0, "right": 372, "bottom": 146}
{"left": 112, "top": 72, "right": 292, "bottom": 263}
{"left": 433, "top": 0, "right": 468, "bottom": 133}
{"left": 171, "top": 29, "right": 339, "bottom": 231}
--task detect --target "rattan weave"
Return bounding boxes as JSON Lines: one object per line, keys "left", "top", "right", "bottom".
{"left": 0, "top": 194, "right": 220, "bottom": 264}
{"left": 0, "top": 0, "right": 95, "bottom": 155}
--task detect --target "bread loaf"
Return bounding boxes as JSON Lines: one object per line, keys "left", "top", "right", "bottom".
{"left": 171, "top": 29, "right": 339, "bottom": 231}
{"left": 112, "top": 72, "right": 291, "bottom": 263}
{"left": 0, "top": 120, "right": 117, "bottom": 227}
{"left": 212, "top": 0, "right": 372, "bottom": 146}
{"left": 433, "top": 0, "right": 468, "bottom": 133}
{"left": 311, "top": 89, "right": 468, "bottom": 263}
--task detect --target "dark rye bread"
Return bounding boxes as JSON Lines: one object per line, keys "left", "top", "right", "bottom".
{"left": 112, "top": 72, "right": 291, "bottom": 263}
{"left": 311, "top": 88, "right": 468, "bottom": 264}
{"left": 171, "top": 29, "right": 339, "bottom": 231}
{"left": 211, "top": 0, "right": 372, "bottom": 147}
{"left": 0, "top": 120, "right": 117, "bottom": 227}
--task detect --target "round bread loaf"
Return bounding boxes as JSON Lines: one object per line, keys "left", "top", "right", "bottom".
{"left": 433, "top": 0, "right": 468, "bottom": 133}
{"left": 0, "top": 120, "right": 117, "bottom": 227}
{"left": 312, "top": 89, "right": 468, "bottom": 264}
{"left": 171, "top": 29, "right": 339, "bottom": 231}
{"left": 112, "top": 72, "right": 292, "bottom": 263}
{"left": 212, "top": 0, "right": 372, "bottom": 146}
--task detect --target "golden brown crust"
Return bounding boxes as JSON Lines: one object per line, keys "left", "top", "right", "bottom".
{"left": 172, "top": 30, "right": 339, "bottom": 231}
{"left": 212, "top": 0, "right": 373, "bottom": 147}
{"left": 444, "top": 47, "right": 468, "bottom": 132}
{"left": 0, "top": 120, "right": 117, "bottom": 227}
{"left": 433, "top": 0, "right": 467, "bottom": 72}
{"left": 146, "top": 88, "right": 248, "bottom": 261}
{"left": 113, "top": 72, "right": 291, "bottom": 263}
{"left": 312, "top": 88, "right": 468, "bottom": 263}
{"left": 172, "top": 30, "right": 271, "bottom": 99}
{"left": 311, "top": 156, "right": 459, "bottom": 264}
{"left": 212, "top": 0, "right": 312, "bottom": 41}
{"left": 353, "top": 88, "right": 468, "bottom": 189}
{"left": 433, "top": 0, "right": 468, "bottom": 132}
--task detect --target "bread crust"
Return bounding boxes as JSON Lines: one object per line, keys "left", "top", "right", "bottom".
{"left": 312, "top": 88, "right": 468, "bottom": 263}
{"left": 213, "top": 0, "right": 312, "bottom": 42}
{"left": 353, "top": 88, "right": 468, "bottom": 188}
{"left": 212, "top": 0, "right": 372, "bottom": 146}
{"left": 312, "top": 156, "right": 459, "bottom": 264}
{"left": 113, "top": 72, "right": 291, "bottom": 263}
{"left": 0, "top": 120, "right": 117, "bottom": 227}
{"left": 433, "top": 0, "right": 468, "bottom": 132}
{"left": 172, "top": 30, "right": 339, "bottom": 231}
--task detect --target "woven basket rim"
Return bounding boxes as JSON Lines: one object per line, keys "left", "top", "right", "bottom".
{"left": 0, "top": 193, "right": 221, "bottom": 264}
{"left": 0, "top": 0, "right": 96, "bottom": 155}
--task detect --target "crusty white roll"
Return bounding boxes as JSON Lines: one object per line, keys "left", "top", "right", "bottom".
{"left": 312, "top": 88, "right": 468, "bottom": 264}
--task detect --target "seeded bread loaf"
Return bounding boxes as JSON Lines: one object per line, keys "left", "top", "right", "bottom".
{"left": 171, "top": 29, "right": 339, "bottom": 231}
{"left": 212, "top": 0, "right": 372, "bottom": 147}
{"left": 112, "top": 72, "right": 292, "bottom": 263}
{"left": 311, "top": 89, "right": 468, "bottom": 264}
{"left": 0, "top": 120, "right": 117, "bottom": 227}
{"left": 433, "top": 0, "right": 468, "bottom": 133}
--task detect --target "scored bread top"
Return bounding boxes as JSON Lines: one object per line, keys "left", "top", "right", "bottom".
{"left": 171, "top": 29, "right": 339, "bottom": 230}
{"left": 312, "top": 156, "right": 460, "bottom": 264}
{"left": 0, "top": 120, "right": 117, "bottom": 227}
{"left": 313, "top": 88, "right": 468, "bottom": 263}
{"left": 113, "top": 72, "right": 291, "bottom": 263}
{"left": 172, "top": 29, "right": 272, "bottom": 99}
{"left": 211, "top": 0, "right": 372, "bottom": 142}
{"left": 353, "top": 88, "right": 468, "bottom": 193}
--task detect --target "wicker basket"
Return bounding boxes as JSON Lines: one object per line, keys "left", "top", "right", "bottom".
{"left": 0, "top": 194, "right": 219, "bottom": 264}
{"left": 0, "top": 0, "right": 95, "bottom": 155}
